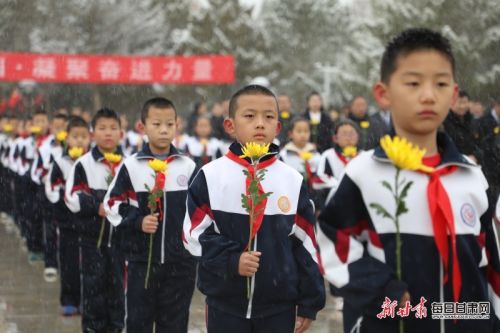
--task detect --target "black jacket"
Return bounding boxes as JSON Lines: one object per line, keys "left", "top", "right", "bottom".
{"left": 442, "top": 110, "right": 482, "bottom": 160}
{"left": 302, "top": 110, "right": 333, "bottom": 153}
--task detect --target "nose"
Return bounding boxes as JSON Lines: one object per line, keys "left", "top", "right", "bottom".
{"left": 255, "top": 114, "right": 265, "bottom": 128}
{"left": 420, "top": 82, "right": 436, "bottom": 104}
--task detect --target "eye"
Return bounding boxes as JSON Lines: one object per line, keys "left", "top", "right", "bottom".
{"left": 437, "top": 82, "right": 449, "bottom": 87}
{"left": 406, "top": 82, "right": 419, "bottom": 87}
{"left": 244, "top": 114, "right": 254, "bottom": 119}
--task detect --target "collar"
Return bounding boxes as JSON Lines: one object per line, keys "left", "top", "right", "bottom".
{"left": 227, "top": 141, "right": 279, "bottom": 165}
{"left": 492, "top": 109, "right": 500, "bottom": 123}
{"left": 283, "top": 142, "right": 316, "bottom": 155}
{"left": 91, "top": 145, "right": 125, "bottom": 162}
{"left": 136, "top": 143, "right": 180, "bottom": 160}
{"left": 373, "top": 132, "right": 474, "bottom": 168}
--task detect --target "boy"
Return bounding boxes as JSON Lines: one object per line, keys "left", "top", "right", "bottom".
{"left": 183, "top": 85, "right": 325, "bottom": 333}
{"left": 65, "top": 108, "right": 125, "bottom": 333}
{"left": 317, "top": 28, "right": 500, "bottom": 332}
{"left": 104, "top": 97, "right": 197, "bottom": 333}
{"left": 46, "top": 116, "right": 90, "bottom": 315}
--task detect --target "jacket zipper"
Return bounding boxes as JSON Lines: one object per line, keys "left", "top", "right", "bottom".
{"left": 107, "top": 224, "right": 113, "bottom": 248}
{"left": 245, "top": 234, "right": 258, "bottom": 319}
{"left": 161, "top": 193, "right": 166, "bottom": 264}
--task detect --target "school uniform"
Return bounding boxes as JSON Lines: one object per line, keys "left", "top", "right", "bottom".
{"left": 184, "top": 136, "right": 223, "bottom": 168}
{"left": 183, "top": 142, "right": 325, "bottom": 332}
{"left": 317, "top": 133, "right": 500, "bottom": 333}
{"left": 0, "top": 133, "right": 8, "bottom": 216}
{"left": 45, "top": 150, "right": 81, "bottom": 309}
{"left": 65, "top": 146, "right": 125, "bottom": 333}
{"left": 104, "top": 144, "right": 197, "bottom": 333}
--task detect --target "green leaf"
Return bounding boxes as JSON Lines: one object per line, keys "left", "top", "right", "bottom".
{"left": 241, "top": 194, "right": 250, "bottom": 211}
{"left": 242, "top": 169, "right": 249, "bottom": 177}
{"left": 399, "top": 181, "right": 413, "bottom": 201}
{"left": 381, "top": 180, "right": 393, "bottom": 192}
{"left": 396, "top": 200, "right": 409, "bottom": 217}
{"left": 369, "top": 203, "right": 394, "bottom": 221}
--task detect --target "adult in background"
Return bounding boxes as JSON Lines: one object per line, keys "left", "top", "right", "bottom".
{"left": 301, "top": 91, "right": 333, "bottom": 152}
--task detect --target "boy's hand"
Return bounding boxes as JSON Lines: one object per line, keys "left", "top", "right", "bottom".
{"left": 98, "top": 204, "right": 106, "bottom": 217}
{"left": 142, "top": 214, "right": 159, "bottom": 234}
{"left": 399, "top": 291, "right": 411, "bottom": 309}
{"left": 238, "top": 251, "right": 261, "bottom": 277}
{"left": 295, "top": 316, "right": 312, "bottom": 333}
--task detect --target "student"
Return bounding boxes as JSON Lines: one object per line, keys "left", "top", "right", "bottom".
{"left": 317, "top": 28, "right": 500, "bottom": 332}
{"left": 65, "top": 108, "right": 125, "bottom": 333}
{"left": 279, "top": 116, "right": 322, "bottom": 207}
{"left": 184, "top": 114, "right": 222, "bottom": 168}
{"left": 183, "top": 85, "right": 325, "bottom": 333}
{"left": 46, "top": 116, "right": 90, "bottom": 316}
{"left": 316, "top": 119, "right": 360, "bottom": 199}
{"left": 104, "top": 97, "right": 197, "bottom": 333}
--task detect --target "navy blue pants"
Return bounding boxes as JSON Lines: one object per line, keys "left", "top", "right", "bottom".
{"left": 80, "top": 238, "right": 125, "bottom": 333}
{"left": 206, "top": 305, "right": 296, "bottom": 333}
{"left": 125, "top": 259, "right": 196, "bottom": 333}
{"left": 58, "top": 227, "right": 80, "bottom": 307}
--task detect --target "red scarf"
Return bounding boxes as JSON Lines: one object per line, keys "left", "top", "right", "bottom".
{"left": 226, "top": 151, "right": 277, "bottom": 241}
{"left": 422, "top": 155, "right": 461, "bottom": 302}
{"left": 149, "top": 155, "right": 177, "bottom": 221}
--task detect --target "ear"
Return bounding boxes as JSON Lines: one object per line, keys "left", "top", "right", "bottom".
{"left": 223, "top": 117, "right": 235, "bottom": 136}
{"left": 451, "top": 83, "right": 459, "bottom": 107}
{"left": 137, "top": 121, "right": 145, "bottom": 134}
{"left": 275, "top": 121, "right": 282, "bottom": 136}
{"left": 373, "top": 81, "right": 391, "bottom": 110}
{"left": 332, "top": 134, "right": 338, "bottom": 144}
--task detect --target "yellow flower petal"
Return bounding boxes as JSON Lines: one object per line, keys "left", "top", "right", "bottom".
{"left": 56, "top": 131, "right": 68, "bottom": 142}
{"left": 280, "top": 111, "right": 290, "bottom": 120}
{"left": 68, "top": 147, "right": 84, "bottom": 160}
{"left": 148, "top": 159, "right": 168, "bottom": 173}
{"left": 300, "top": 151, "right": 313, "bottom": 161}
{"left": 379, "top": 135, "right": 434, "bottom": 173}
{"left": 494, "top": 126, "right": 499, "bottom": 135}
{"left": 104, "top": 152, "right": 122, "bottom": 164}
{"left": 342, "top": 146, "right": 357, "bottom": 158}
{"left": 30, "top": 126, "right": 42, "bottom": 135}
{"left": 239, "top": 142, "right": 270, "bottom": 161}
{"left": 360, "top": 121, "right": 370, "bottom": 129}
{"left": 3, "top": 124, "right": 13, "bottom": 133}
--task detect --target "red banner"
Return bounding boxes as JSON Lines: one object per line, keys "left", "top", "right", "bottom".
{"left": 0, "top": 52, "right": 235, "bottom": 84}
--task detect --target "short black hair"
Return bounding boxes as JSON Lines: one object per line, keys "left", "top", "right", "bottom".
{"left": 33, "top": 106, "right": 48, "bottom": 117}
{"left": 141, "top": 97, "right": 176, "bottom": 123}
{"left": 91, "top": 107, "right": 121, "bottom": 130}
{"left": 288, "top": 116, "right": 310, "bottom": 132}
{"left": 53, "top": 112, "right": 68, "bottom": 122}
{"left": 67, "top": 116, "right": 89, "bottom": 133}
{"left": 334, "top": 119, "right": 360, "bottom": 136}
{"left": 380, "top": 28, "right": 455, "bottom": 83}
{"left": 228, "top": 85, "right": 278, "bottom": 118}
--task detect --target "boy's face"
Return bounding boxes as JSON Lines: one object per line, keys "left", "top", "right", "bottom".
{"left": 195, "top": 117, "right": 212, "bottom": 139}
{"left": 334, "top": 124, "right": 359, "bottom": 148}
{"left": 33, "top": 114, "right": 49, "bottom": 134}
{"left": 289, "top": 120, "right": 310, "bottom": 148}
{"left": 373, "top": 50, "right": 458, "bottom": 137}
{"left": 67, "top": 126, "right": 90, "bottom": 151}
{"left": 452, "top": 96, "right": 469, "bottom": 116}
{"left": 307, "top": 95, "right": 322, "bottom": 112}
{"left": 51, "top": 118, "right": 67, "bottom": 135}
{"left": 142, "top": 107, "right": 177, "bottom": 152}
{"left": 92, "top": 117, "right": 121, "bottom": 152}
{"left": 224, "top": 94, "right": 280, "bottom": 145}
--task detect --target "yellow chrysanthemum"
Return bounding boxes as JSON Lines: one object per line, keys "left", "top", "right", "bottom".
{"left": 200, "top": 138, "right": 209, "bottom": 146}
{"left": 300, "top": 151, "right": 313, "bottom": 161}
{"left": 104, "top": 152, "right": 122, "bottom": 164}
{"left": 280, "top": 111, "right": 290, "bottom": 120}
{"left": 3, "top": 124, "right": 13, "bottom": 133}
{"left": 342, "top": 146, "right": 357, "bottom": 158}
{"left": 240, "top": 142, "right": 270, "bottom": 161}
{"left": 494, "top": 126, "right": 499, "bottom": 135}
{"left": 360, "top": 121, "right": 370, "bottom": 129}
{"left": 68, "top": 147, "right": 84, "bottom": 160}
{"left": 30, "top": 126, "right": 42, "bottom": 135}
{"left": 56, "top": 131, "right": 68, "bottom": 142}
{"left": 380, "top": 135, "right": 434, "bottom": 173}
{"left": 148, "top": 159, "right": 168, "bottom": 173}
{"left": 310, "top": 119, "right": 320, "bottom": 126}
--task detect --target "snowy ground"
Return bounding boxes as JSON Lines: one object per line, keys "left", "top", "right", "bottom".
{"left": 0, "top": 222, "right": 343, "bottom": 333}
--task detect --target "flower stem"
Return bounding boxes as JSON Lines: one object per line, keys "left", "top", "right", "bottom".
{"left": 145, "top": 233, "right": 153, "bottom": 289}
{"left": 96, "top": 218, "right": 105, "bottom": 249}
{"left": 247, "top": 166, "right": 256, "bottom": 300}
{"left": 395, "top": 169, "right": 404, "bottom": 333}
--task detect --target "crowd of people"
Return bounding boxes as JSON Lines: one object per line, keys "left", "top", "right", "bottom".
{"left": 0, "top": 27, "right": 499, "bottom": 333}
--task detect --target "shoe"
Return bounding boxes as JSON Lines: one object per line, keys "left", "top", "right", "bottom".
{"left": 28, "top": 252, "right": 44, "bottom": 265}
{"left": 44, "top": 267, "right": 58, "bottom": 282}
{"left": 62, "top": 305, "right": 79, "bottom": 317}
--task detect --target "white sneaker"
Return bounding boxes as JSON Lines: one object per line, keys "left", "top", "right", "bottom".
{"left": 44, "top": 268, "right": 58, "bottom": 283}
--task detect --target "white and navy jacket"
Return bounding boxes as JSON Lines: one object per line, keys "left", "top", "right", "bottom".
{"left": 184, "top": 136, "right": 223, "bottom": 168}
{"left": 65, "top": 146, "right": 125, "bottom": 241}
{"left": 317, "top": 133, "right": 500, "bottom": 332}
{"left": 279, "top": 142, "right": 321, "bottom": 182}
{"left": 16, "top": 136, "right": 36, "bottom": 177}
{"left": 104, "top": 144, "right": 196, "bottom": 263}
{"left": 316, "top": 146, "right": 357, "bottom": 191}
{"left": 45, "top": 150, "right": 79, "bottom": 229}
{"left": 31, "top": 135, "right": 61, "bottom": 185}
{"left": 183, "top": 142, "right": 325, "bottom": 320}
{"left": 1, "top": 136, "right": 14, "bottom": 169}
